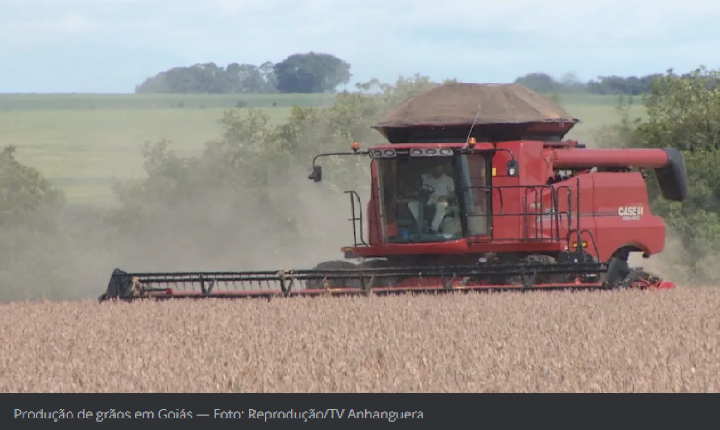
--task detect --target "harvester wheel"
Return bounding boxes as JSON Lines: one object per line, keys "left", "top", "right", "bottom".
{"left": 305, "top": 260, "right": 359, "bottom": 290}
{"left": 503, "top": 254, "right": 571, "bottom": 287}
{"left": 615, "top": 268, "right": 662, "bottom": 289}
{"left": 356, "top": 259, "right": 397, "bottom": 288}
{"left": 603, "top": 256, "right": 631, "bottom": 289}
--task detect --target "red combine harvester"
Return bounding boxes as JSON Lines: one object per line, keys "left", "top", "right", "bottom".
{"left": 99, "top": 83, "right": 688, "bottom": 301}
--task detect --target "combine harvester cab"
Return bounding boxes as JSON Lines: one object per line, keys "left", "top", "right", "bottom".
{"left": 99, "top": 83, "right": 688, "bottom": 302}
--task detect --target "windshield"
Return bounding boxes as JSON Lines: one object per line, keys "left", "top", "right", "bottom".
{"left": 375, "top": 153, "right": 490, "bottom": 243}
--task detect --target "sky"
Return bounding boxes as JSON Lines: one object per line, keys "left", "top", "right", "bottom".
{"left": 2, "top": 0, "right": 720, "bottom": 93}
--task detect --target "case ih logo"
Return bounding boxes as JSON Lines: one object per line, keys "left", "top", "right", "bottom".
{"left": 618, "top": 205, "right": 644, "bottom": 220}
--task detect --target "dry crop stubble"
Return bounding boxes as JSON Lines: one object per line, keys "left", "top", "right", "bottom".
{"left": 0, "top": 288, "right": 718, "bottom": 393}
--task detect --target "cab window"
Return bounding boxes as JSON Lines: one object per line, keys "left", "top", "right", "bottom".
{"left": 376, "top": 156, "right": 462, "bottom": 242}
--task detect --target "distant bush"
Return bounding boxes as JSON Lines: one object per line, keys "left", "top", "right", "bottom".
{"left": 0, "top": 145, "right": 65, "bottom": 232}
{"left": 0, "top": 146, "right": 79, "bottom": 301}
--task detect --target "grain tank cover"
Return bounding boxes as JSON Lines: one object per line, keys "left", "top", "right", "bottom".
{"left": 372, "top": 83, "right": 580, "bottom": 143}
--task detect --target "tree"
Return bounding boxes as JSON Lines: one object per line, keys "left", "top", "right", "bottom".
{"left": 586, "top": 74, "right": 662, "bottom": 95}
{"left": 611, "top": 66, "right": 720, "bottom": 284}
{"left": 0, "top": 145, "right": 65, "bottom": 231}
{"left": 135, "top": 62, "right": 277, "bottom": 94}
{"left": 558, "top": 72, "right": 586, "bottom": 93}
{"left": 273, "top": 52, "right": 351, "bottom": 93}
{"left": 514, "top": 72, "right": 559, "bottom": 93}
{"left": 225, "top": 63, "right": 277, "bottom": 93}
{"left": 0, "top": 145, "right": 83, "bottom": 302}
{"left": 512, "top": 71, "right": 669, "bottom": 95}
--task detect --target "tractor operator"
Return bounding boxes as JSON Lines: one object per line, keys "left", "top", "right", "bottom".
{"left": 407, "top": 161, "right": 456, "bottom": 234}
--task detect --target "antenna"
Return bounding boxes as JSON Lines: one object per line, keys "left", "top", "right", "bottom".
{"left": 464, "top": 103, "right": 481, "bottom": 149}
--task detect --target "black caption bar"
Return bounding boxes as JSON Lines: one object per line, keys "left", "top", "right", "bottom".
{"left": 1, "top": 393, "right": 713, "bottom": 429}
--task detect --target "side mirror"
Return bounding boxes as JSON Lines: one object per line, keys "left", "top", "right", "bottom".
{"left": 506, "top": 160, "right": 519, "bottom": 177}
{"left": 308, "top": 165, "right": 322, "bottom": 182}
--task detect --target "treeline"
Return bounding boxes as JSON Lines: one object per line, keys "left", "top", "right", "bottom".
{"left": 513, "top": 71, "right": 712, "bottom": 95}
{"left": 136, "top": 52, "right": 351, "bottom": 94}
{"left": 137, "top": 48, "right": 713, "bottom": 97}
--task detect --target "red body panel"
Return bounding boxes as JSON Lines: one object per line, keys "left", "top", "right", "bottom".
{"left": 590, "top": 171, "right": 665, "bottom": 261}
{"left": 554, "top": 148, "right": 669, "bottom": 169}
{"left": 353, "top": 140, "right": 668, "bottom": 264}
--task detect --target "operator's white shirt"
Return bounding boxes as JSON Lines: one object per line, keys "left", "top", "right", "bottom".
{"left": 421, "top": 173, "right": 455, "bottom": 204}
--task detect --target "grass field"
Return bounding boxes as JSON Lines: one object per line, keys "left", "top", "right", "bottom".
{"left": 0, "top": 93, "right": 646, "bottom": 206}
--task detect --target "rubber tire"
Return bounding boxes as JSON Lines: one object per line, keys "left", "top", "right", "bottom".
{"left": 355, "top": 260, "right": 397, "bottom": 288}
{"left": 603, "top": 256, "right": 631, "bottom": 289}
{"left": 616, "top": 268, "right": 655, "bottom": 289}
{"left": 305, "top": 260, "right": 358, "bottom": 289}
{"left": 504, "top": 254, "right": 569, "bottom": 287}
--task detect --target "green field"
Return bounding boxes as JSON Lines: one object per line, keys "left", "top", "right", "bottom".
{"left": 0, "top": 93, "right": 646, "bottom": 206}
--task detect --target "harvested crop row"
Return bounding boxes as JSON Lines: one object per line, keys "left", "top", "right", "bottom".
{"left": 1, "top": 287, "right": 718, "bottom": 392}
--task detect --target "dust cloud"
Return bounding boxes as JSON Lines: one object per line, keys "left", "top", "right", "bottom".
{"left": 0, "top": 163, "right": 367, "bottom": 302}
{"left": 119, "top": 167, "right": 358, "bottom": 271}
{"left": 628, "top": 229, "right": 687, "bottom": 281}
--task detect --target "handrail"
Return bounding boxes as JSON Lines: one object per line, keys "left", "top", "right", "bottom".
{"left": 347, "top": 181, "right": 600, "bottom": 256}
{"left": 344, "top": 190, "right": 368, "bottom": 246}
